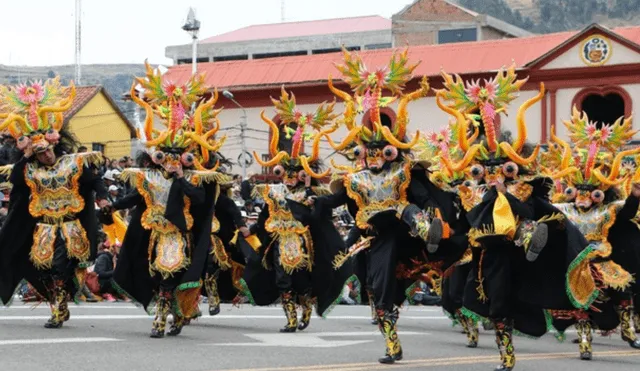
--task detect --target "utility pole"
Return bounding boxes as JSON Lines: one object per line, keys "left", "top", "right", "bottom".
{"left": 75, "top": 0, "right": 82, "bottom": 85}
{"left": 223, "top": 90, "right": 249, "bottom": 179}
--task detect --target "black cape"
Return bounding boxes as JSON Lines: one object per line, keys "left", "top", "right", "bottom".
{"left": 0, "top": 155, "right": 105, "bottom": 304}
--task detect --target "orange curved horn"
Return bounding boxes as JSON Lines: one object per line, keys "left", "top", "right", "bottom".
{"left": 607, "top": 147, "right": 640, "bottom": 182}
{"left": 194, "top": 88, "right": 219, "bottom": 135}
{"left": 260, "top": 110, "right": 280, "bottom": 157}
{"left": 379, "top": 124, "right": 420, "bottom": 150}
{"left": 130, "top": 82, "right": 154, "bottom": 141}
{"left": 441, "top": 144, "right": 481, "bottom": 172}
{"left": 550, "top": 129, "right": 572, "bottom": 170}
{"left": 300, "top": 155, "right": 330, "bottom": 179}
{"left": 253, "top": 150, "right": 288, "bottom": 168}
{"left": 325, "top": 127, "right": 362, "bottom": 151}
{"left": 513, "top": 82, "right": 545, "bottom": 152}
{"left": 551, "top": 167, "right": 579, "bottom": 180}
{"left": 436, "top": 92, "right": 469, "bottom": 152}
{"left": 328, "top": 75, "right": 355, "bottom": 130}
{"left": 499, "top": 142, "right": 540, "bottom": 166}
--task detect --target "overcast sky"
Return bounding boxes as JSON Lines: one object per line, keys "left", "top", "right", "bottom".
{"left": 0, "top": 0, "right": 415, "bottom": 66}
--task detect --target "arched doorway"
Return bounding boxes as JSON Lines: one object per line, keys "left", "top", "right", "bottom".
{"left": 572, "top": 87, "right": 632, "bottom": 128}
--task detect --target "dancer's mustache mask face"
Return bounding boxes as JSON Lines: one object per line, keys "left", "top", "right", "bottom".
{"left": 151, "top": 150, "right": 196, "bottom": 173}
{"left": 352, "top": 143, "right": 398, "bottom": 172}
{"left": 272, "top": 163, "right": 310, "bottom": 188}
{"left": 470, "top": 159, "right": 519, "bottom": 188}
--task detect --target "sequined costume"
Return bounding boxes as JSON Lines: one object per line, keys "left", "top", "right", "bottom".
{"left": 109, "top": 62, "right": 226, "bottom": 338}
{"left": 0, "top": 79, "right": 107, "bottom": 329}
{"left": 435, "top": 66, "right": 587, "bottom": 371}
{"left": 417, "top": 123, "right": 478, "bottom": 348}
{"left": 314, "top": 48, "right": 445, "bottom": 364}
{"left": 543, "top": 108, "right": 640, "bottom": 359}
{"left": 235, "top": 87, "right": 352, "bottom": 333}
{"left": 203, "top": 183, "right": 247, "bottom": 316}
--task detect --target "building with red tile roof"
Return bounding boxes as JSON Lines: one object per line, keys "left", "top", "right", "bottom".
{"left": 159, "top": 24, "right": 640, "bottom": 176}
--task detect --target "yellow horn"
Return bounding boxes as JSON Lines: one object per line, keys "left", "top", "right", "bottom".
{"left": 260, "top": 110, "right": 280, "bottom": 157}
{"left": 325, "top": 127, "right": 362, "bottom": 151}
{"left": 253, "top": 150, "right": 288, "bottom": 168}
{"left": 380, "top": 125, "right": 420, "bottom": 150}
{"left": 300, "top": 155, "right": 330, "bottom": 179}
{"left": 436, "top": 92, "right": 469, "bottom": 152}
{"left": 499, "top": 142, "right": 540, "bottom": 166}
{"left": 441, "top": 144, "right": 481, "bottom": 172}
{"left": 130, "top": 82, "right": 154, "bottom": 141}
{"left": 513, "top": 82, "right": 545, "bottom": 152}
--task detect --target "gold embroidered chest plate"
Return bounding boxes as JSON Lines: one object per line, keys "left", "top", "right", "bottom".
{"left": 262, "top": 184, "right": 306, "bottom": 234}
{"left": 554, "top": 201, "right": 621, "bottom": 242}
{"left": 25, "top": 154, "right": 85, "bottom": 220}
{"left": 345, "top": 161, "right": 412, "bottom": 229}
{"left": 133, "top": 169, "right": 193, "bottom": 233}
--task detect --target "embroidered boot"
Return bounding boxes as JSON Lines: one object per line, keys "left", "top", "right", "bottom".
{"left": 167, "top": 314, "right": 185, "bottom": 336}
{"left": 44, "top": 280, "right": 68, "bottom": 329}
{"left": 368, "top": 290, "right": 377, "bottom": 325}
{"left": 205, "top": 272, "right": 221, "bottom": 316}
{"left": 466, "top": 315, "right": 479, "bottom": 348}
{"left": 455, "top": 309, "right": 476, "bottom": 348}
{"left": 376, "top": 307, "right": 403, "bottom": 364}
{"left": 401, "top": 205, "right": 443, "bottom": 253}
{"left": 514, "top": 220, "right": 548, "bottom": 262}
{"left": 617, "top": 301, "right": 640, "bottom": 349}
{"left": 494, "top": 319, "right": 515, "bottom": 371}
{"left": 150, "top": 290, "right": 172, "bottom": 338}
{"left": 280, "top": 291, "right": 298, "bottom": 333}
{"left": 297, "top": 293, "right": 314, "bottom": 331}
{"left": 634, "top": 311, "right": 640, "bottom": 334}
{"left": 576, "top": 320, "right": 593, "bottom": 360}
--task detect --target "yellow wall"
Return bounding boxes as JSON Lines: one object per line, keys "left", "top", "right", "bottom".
{"left": 68, "top": 91, "right": 133, "bottom": 159}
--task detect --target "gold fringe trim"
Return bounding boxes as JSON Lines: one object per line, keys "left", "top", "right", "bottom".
{"left": 75, "top": 151, "right": 104, "bottom": 168}
{"left": 537, "top": 212, "right": 565, "bottom": 224}
{"left": 186, "top": 170, "right": 231, "bottom": 186}
{"left": 333, "top": 236, "right": 373, "bottom": 269}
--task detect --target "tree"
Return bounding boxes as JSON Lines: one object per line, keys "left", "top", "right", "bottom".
{"left": 47, "top": 70, "right": 56, "bottom": 79}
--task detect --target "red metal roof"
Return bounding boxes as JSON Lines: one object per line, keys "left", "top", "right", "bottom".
{"left": 166, "top": 26, "right": 640, "bottom": 91}
{"left": 201, "top": 15, "right": 391, "bottom": 44}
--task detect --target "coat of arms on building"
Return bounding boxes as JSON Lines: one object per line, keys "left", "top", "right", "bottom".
{"left": 580, "top": 34, "right": 612, "bottom": 66}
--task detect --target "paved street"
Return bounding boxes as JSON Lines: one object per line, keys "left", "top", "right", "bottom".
{"left": 1, "top": 302, "right": 639, "bottom": 371}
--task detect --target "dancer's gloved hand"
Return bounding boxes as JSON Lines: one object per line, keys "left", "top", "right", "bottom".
{"left": 239, "top": 226, "right": 250, "bottom": 237}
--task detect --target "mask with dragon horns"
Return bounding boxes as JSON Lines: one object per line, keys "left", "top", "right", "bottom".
{"left": 131, "top": 61, "right": 226, "bottom": 172}
{"left": 435, "top": 65, "right": 545, "bottom": 180}
{"left": 0, "top": 77, "right": 76, "bottom": 153}
{"left": 417, "top": 118, "right": 480, "bottom": 191}
{"left": 548, "top": 107, "right": 639, "bottom": 207}
{"left": 253, "top": 86, "right": 338, "bottom": 186}
{"left": 324, "top": 47, "right": 430, "bottom": 170}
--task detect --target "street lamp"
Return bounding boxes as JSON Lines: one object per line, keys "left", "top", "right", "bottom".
{"left": 182, "top": 7, "right": 201, "bottom": 75}
{"left": 223, "top": 90, "right": 249, "bottom": 179}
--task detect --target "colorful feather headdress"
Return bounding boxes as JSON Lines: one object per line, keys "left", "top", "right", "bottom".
{"left": 253, "top": 86, "right": 338, "bottom": 179}
{"left": 417, "top": 119, "right": 479, "bottom": 185}
{"left": 435, "top": 65, "right": 545, "bottom": 172}
{"left": 0, "top": 77, "right": 75, "bottom": 153}
{"left": 549, "top": 107, "right": 639, "bottom": 190}
{"left": 131, "top": 61, "right": 225, "bottom": 166}
{"left": 325, "top": 48, "right": 430, "bottom": 151}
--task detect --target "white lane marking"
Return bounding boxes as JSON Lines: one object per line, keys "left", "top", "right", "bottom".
{"left": 204, "top": 334, "right": 371, "bottom": 348}
{"left": 0, "top": 315, "right": 448, "bottom": 321}
{"left": 0, "top": 337, "right": 122, "bottom": 346}
{"left": 203, "top": 331, "right": 429, "bottom": 348}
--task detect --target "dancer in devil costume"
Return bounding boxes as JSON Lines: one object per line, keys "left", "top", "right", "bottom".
{"left": 313, "top": 49, "right": 445, "bottom": 364}
{"left": 416, "top": 122, "right": 479, "bottom": 348}
{"left": 108, "top": 62, "right": 227, "bottom": 338}
{"left": 204, "top": 162, "right": 249, "bottom": 316}
{"left": 0, "top": 78, "right": 108, "bottom": 328}
{"left": 543, "top": 109, "right": 640, "bottom": 360}
{"left": 434, "top": 66, "right": 588, "bottom": 370}
{"left": 236, "top": 87, "right": 352, "bottom": 333}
